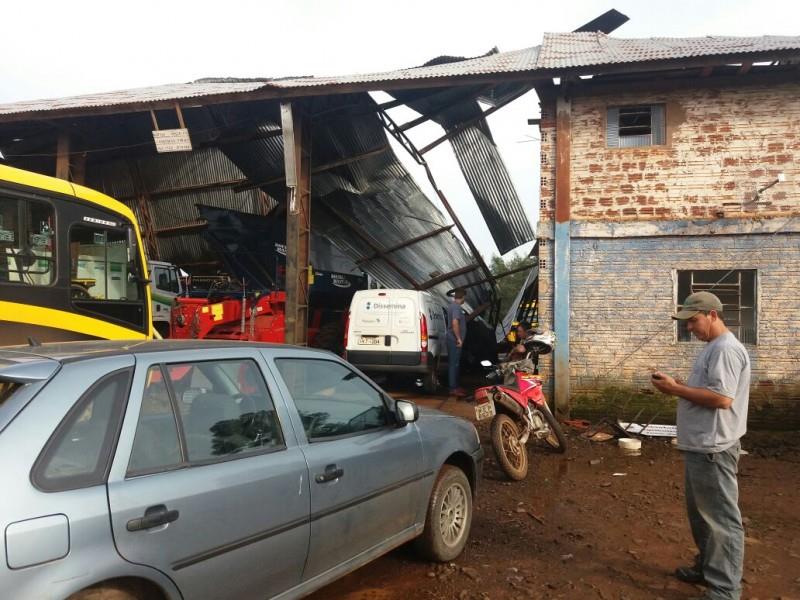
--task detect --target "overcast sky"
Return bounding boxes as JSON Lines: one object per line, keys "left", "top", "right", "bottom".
{"left": 2, "top": 0, "right": 798, "bottom": 261}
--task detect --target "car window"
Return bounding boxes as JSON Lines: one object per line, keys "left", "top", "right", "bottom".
{"left": 127, "top": 366, "right": 183, "bottom": 474}
{"left": 274, "top": 358, "right": 389, "bottom": 440}
{"left": 33, "top": 369, "right": 132, "bottom": 492}
{"left": 128, "top": 359, "right": 284, "bottom": 471}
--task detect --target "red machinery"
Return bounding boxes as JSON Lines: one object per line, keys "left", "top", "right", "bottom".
{"left": 171, "top": 289, "right": 332, "bottom": 345}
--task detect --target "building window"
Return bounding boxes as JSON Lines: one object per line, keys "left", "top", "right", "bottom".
{"left": 607, "top": 104, "right": 666, "bottom": 148}
{"left": 676, "top": 270, "right": 757, "bottom": 344}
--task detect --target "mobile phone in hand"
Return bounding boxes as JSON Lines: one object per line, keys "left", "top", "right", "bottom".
{"left": 651, "top": 372, "right": 664, "bottom": 380}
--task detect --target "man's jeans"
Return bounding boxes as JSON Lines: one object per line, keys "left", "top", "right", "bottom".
{"left": 684, "top": 441, "right": 744, "bottom": 600}
{"left": 446, "top": 335, "right": 461, "bottom": 390}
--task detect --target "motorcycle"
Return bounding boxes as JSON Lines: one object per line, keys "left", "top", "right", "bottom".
{"left": 473, "top": 330, "right": 567, "bottom": 481}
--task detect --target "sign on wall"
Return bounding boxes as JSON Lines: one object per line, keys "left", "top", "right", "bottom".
{"left": 152, "top": 129, "right": 192, "bottom": 153}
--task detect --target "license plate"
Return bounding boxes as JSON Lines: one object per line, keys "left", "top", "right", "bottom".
{"left": 359, "top": 336, "right": 381, "bottom": 345}
{"left": 474, "top": 400, "right": 496, "bottom": 421}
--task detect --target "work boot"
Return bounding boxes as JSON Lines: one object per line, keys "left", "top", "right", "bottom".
{"left": 674, "top": 564, "right": 706, "bottom": 585}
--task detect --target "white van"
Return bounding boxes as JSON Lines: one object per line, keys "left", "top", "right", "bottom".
{"left": 345, "top": 289, "right": 448, "bottom": 392}
{"left": 148, "top": 260, "right": 183, "bottom": 338}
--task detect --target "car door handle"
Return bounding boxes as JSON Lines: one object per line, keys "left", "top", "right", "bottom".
{"left": 315, "top": 464, "right": 344, "bottom": 483}
{"left": 126, "top": 504, "right": 180, "bottom": 532}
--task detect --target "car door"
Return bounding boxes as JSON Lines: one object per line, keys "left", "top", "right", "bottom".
{"left": 268, "top": 352, "right": 425, "bottom": 581}
{"left": 106, "top": 347, "right": 310, "bottom": 600}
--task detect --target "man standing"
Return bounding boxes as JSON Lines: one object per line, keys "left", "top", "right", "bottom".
{"left": 651, "top": 291, "right": 750, "bottom": 600}
{"left": 446, "top": 288, "right": 467, "bottom": 397}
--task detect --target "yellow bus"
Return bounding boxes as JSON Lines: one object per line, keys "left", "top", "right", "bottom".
{"left": 0, "top": 165, "right": 153, "bottom": 345}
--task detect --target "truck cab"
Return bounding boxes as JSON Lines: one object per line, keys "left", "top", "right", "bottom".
{"left": 148, "top": 260, "right": 182, "bottom": 338}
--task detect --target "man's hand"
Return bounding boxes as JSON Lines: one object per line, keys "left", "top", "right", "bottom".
{"left": 456, "top": 338, "right": 463, "bottom": 348}
{"left": 651, "top": 370, "right": 678, "bottom": 394}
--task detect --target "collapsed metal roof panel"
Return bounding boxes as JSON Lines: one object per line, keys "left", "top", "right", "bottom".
{"left": 537, "top": 33, "right": 800, "bottom": 69}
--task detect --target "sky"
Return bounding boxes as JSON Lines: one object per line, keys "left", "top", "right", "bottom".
{"left": 2, "top": 0, "right": 798, "bottom": 262}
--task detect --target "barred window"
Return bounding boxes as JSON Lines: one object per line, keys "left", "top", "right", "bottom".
{"left": 676, "top": 270, "right": 757, "bottom": 344}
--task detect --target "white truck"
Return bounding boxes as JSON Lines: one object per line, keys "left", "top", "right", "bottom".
{"left": 148, "top": 260, "right": 183, "bottom": 338}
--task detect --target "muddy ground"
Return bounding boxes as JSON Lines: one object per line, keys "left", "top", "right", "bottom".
{"left": 309, "top": 388, "right": 800, "bottom": 600}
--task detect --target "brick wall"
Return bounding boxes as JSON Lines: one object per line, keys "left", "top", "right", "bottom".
{"left": 567, "top": 233, "right": 800, "bottom": 428}
{"left": 568, "top": 82, "right": 800, "bottom": 221}
{"left": 535, "top": 81, "right": 800, "bottom": 428}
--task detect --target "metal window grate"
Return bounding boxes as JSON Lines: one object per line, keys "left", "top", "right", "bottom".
{"left": 677, "top": 269, "right": 757, "bottom": 343}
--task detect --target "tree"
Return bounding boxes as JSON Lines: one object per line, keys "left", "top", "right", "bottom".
{"left": 490, "top": 253, "right": 536, "bottom": 319}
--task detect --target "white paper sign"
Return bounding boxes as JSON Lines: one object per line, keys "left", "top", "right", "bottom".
{"left": 152, "top": 129, "right": 192, "bottom": 153}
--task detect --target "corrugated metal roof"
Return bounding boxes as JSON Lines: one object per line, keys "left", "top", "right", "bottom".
{"left": 1, "top": 33, "right": 798, "bottom": 117}
{"left": 537, "top": 33, "right": 800, "bottom": 69}
{"left": 0, "top": 81, "right": 267, "bottom": 116}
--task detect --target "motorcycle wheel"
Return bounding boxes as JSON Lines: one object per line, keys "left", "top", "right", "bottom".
{"left": 490, "top": 413, "right": 529, "bottom": 481}
{"left": 539, "top": 403, "right": 568, "bottom": 453}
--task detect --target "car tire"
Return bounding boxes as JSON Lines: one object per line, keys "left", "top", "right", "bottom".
{"left": 415, "top": 465, "right": 473, "bottom": 562}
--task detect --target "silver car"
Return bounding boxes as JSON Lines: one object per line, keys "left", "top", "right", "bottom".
{"left": 0, "top": 340, "right": 482, "bottom": 600}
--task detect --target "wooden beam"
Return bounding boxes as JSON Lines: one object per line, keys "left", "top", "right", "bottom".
{"left": 281, "top": 100, "right": 312, "bottom": 346}
{"left": 55, "top": 133, "right": 70, "bottom": 180}
{"left": 355, "top": 224, "right": 455, "bottom": 265}
{"left": 118, "top": 177, "right": 249, "bottom": 201}
{"left": 154, "top": 220, "right": 208, "bottom": 236}
{"left": 71, "top": 152, "right": 86, "bottom": 185}
{"left": 235, "top": 145, "right": 389, "bottom": 192}
{"left": 738, "top": 61, "right": 753, "bottom": 76}
{"left": 418, "top": 264, "right": 480, "bottom": 290}
{"left": 174, "top": 102, "right": 186, "bottom": 128}
{"left": 322, "top": 204, "right": 421, "bottom": 289}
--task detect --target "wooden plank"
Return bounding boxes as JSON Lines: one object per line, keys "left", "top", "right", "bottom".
{"left": 55, "top": 132, "right": 70, "bottom": 180}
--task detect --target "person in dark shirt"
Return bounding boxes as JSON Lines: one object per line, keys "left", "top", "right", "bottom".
{"left": 446, "top": 288, "right": 467, "bottom": 397}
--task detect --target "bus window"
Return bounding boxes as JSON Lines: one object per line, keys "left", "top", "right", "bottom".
{"left": 70, "top": 224, "right": 145, "bottom": 328}
{"left": 0, "top": 195, "right": 55, "bottom": 286}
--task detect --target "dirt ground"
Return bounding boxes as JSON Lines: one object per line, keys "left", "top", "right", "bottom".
{"left": 309, "top": 388, "right": 800, "bottom": 600}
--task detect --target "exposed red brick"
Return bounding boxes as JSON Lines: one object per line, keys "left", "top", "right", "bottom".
{"left": 620, "top": 184, "right": 634, "bottom": 194}
{"left": 749, "top": 169, "right": 766, "bottom": 178}
{"left": 599, "top": 198, "right": 613, "bottom": 207}
{"left": 616, "top": 197, "right": 630, "bottom": 205}
{"left": 701, "top": 124, "right": 717, "bottom": 133}
{"left": 639, "top": 206, "right": 655, "bottom": 215}
{"left": 589, "top": 164, "right": 603, "bottom": 173}
{"left": 622, "top": 207, "right": 637, "bottom": 216}
{"left": 776, "top": 154, "right": 792, "bottom": 164}
{"left": 768, "top": 142, "right": 785, "bottom": 152}
{"left": 724, "top": 181, "right": 736, "bottom": 190}
{"left": 582, "top": 198, "right": 597, "bottom": 206}
{"left": 578, "top": 176, "right": 594, "bottom": 185}
{"left": 654, "top": 183, "right": 667, "bottom": 192}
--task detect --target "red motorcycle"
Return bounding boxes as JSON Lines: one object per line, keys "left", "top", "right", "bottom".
{"left": 473, "top": 330, "right": 567, "bottom": 480}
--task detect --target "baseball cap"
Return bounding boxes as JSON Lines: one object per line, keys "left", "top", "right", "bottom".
{"left": 672, "top": 291, "right": 723, "bottom": 320}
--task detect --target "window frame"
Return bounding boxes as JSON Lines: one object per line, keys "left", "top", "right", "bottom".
{"left": 273, "top": 356, "right": 395, "bottom": 443}
{"left": 0, "top": 192, "right": 57, "bottom": 288}
{"left": 68, "top": 220, "right": 146, "bottom": 330}
{"left": 31, "top": 368, "right": 133, "bottom": 493}
{"left": 675, "top": 268, "right": 758, "bottom": 344}
{"left": 125, "top": 358, "right": 287, "bottom": 478}
{"left": 606, "top": 103, "right": 666, "bottom": 149}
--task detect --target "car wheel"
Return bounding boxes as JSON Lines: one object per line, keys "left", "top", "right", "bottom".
{"left": 422, "top": 366, "right": 439, "bottom": 394}
{"left": 415, "top": 465, "right": 473, "bottom": 561}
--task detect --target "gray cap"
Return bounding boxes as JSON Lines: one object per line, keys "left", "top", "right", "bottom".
{"left": 672, "top": 291, "right": 723, "bottom": 320}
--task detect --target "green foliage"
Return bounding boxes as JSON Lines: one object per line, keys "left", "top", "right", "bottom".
{"left": 490, "top": 253, "right": 535, "bottom": 318}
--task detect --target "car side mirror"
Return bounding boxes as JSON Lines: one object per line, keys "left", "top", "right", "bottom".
{"left": 395, "top": 399, "right": 419, "bottom": 426}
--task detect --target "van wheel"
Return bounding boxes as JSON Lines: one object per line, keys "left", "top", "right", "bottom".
{"left": 67, "top": 580, "right": 152, "bottom": 600}
{"left": 422, "top": 368, "right": 439, "bottom": 394}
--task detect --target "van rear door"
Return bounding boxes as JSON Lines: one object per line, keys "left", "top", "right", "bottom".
{"left": 387, "top": 291, "right": 421, "bottom": 366}
{"left": 349, "top": 291, "right": 392, "bottom": 363}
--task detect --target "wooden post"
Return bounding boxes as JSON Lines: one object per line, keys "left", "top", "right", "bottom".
{"left": 56, "top": 133, "right": 70, "bottom": 180}
{"left": 281, "top": 101, "right": 311, "bottom": 346}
